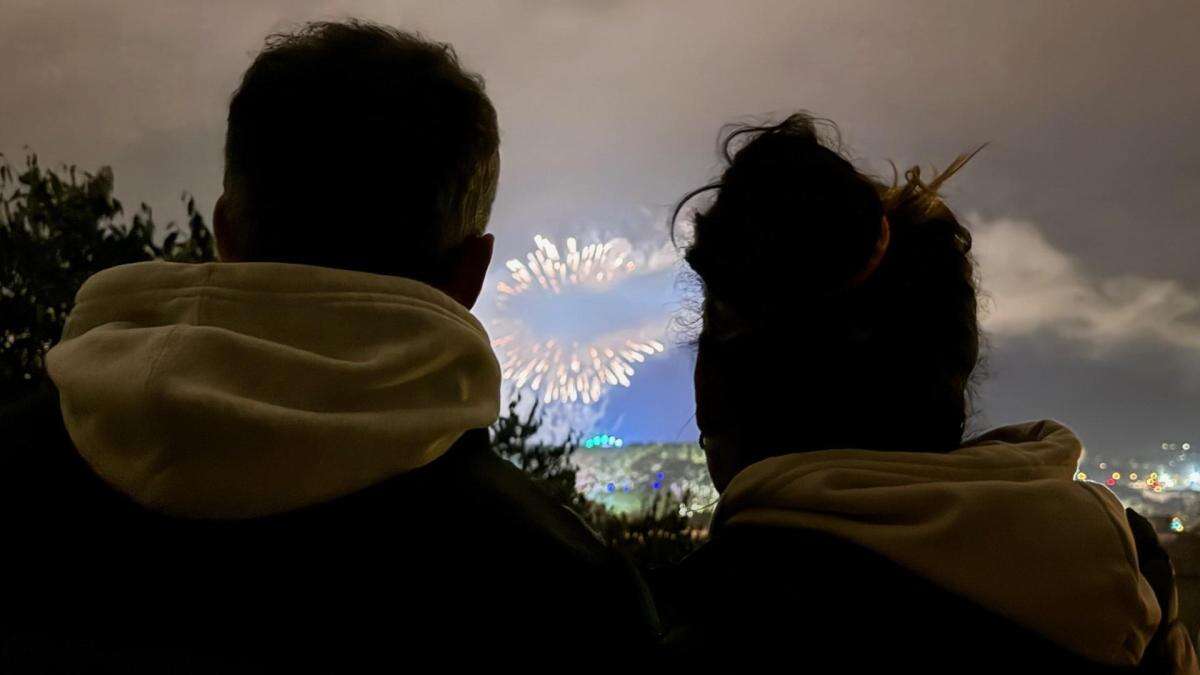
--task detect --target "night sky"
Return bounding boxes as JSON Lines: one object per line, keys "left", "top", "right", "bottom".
{"left": 4, "top": 1, "right": 1198, "bottom": 458}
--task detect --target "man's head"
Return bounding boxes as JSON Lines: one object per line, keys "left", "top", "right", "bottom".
{"left": 216, "top": 20, "right": 499, "bottom": 308}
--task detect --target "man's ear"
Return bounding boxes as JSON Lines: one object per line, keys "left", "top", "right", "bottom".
{"left": 213, "top": 194, "right": 242, "bottom": 262}
{"left": 434, "top": 233, "right": 494, "bottom": 309}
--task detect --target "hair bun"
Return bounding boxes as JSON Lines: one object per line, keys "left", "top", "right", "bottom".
{"left": 677, "top": 114, "right": 885, "bottom": 328}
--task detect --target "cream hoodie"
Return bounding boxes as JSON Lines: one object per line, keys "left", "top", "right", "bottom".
{"left": 711, "top": 420, "right": 1165, "bottom": 667}
{"left": 45, "top": 261, "right": 501, "bottom": 519}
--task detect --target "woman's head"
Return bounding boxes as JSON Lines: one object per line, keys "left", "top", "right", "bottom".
{"left": 675, "top": 113, "right": 983, "bottom": 490}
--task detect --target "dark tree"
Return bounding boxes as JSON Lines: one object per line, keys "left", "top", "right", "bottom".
{"left": 490, "top": 396, "right": 590, "bottom": 510}
{"left": 0, "top": 153, "right": 214, "bottom": 403}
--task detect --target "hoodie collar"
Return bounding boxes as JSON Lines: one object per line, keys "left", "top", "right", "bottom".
{"left": 46, "top": 261, "right": 501, "bottom": 519}
{"left": 712, "top": 420, "right": 1161, "bottom": 667}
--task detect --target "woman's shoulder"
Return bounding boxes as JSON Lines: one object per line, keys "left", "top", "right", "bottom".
{"left": 649, "top": 525, "right": 1130, "bottom": 672}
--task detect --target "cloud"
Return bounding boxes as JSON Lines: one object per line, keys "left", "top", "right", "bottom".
{"left": 972, "top": 214, "right": 1200, "bottom": 353}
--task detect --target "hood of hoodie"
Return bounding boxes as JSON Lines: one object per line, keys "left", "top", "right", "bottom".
{"left": 711, "top": 420, "right": 1161, "bottom": 667}
{"left": 45, "top": 261, "right": 501, "bottom": 519}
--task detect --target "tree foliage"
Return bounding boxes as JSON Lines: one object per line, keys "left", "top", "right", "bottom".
{"left": 0, "top": 153, "right": 214, "bottom": 403}
{"left": 491, "top": 396, "right": 707, "bottom": 573}
{"left": 490, "top": 396, "right": 591, "bottom": 511}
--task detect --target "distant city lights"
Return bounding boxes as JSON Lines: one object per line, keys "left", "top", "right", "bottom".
{"left": 1065, "top": 441, "right": 1200, "bottom": 535}
{"left": 573, "top": 442, "right": 717, "bottom": 516}
{"left": 584, "top": 434, "right": 624, "bottom": 449}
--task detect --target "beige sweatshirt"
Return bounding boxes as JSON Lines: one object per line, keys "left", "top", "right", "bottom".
{"left": 45, "top": 260, "right": 501, "bottom": 519}
{"left": 712, "top": 420, "right": 1171, "bottom": 667}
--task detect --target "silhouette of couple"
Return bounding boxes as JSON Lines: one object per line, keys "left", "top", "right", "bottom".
{"left": 3, "top": 20, "right": 1197, "bottom": 673}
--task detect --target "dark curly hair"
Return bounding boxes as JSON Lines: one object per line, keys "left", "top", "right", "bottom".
{"left": 674, "top": 112, "right": 985, "bottom": 455}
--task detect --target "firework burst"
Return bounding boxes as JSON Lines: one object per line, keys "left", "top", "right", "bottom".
{"left": 491, "top": 234, "right": 667, "bottom": 405}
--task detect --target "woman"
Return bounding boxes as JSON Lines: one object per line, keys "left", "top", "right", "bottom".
{"left": 653, "top": 112, "right": 1197, "bottom": 673}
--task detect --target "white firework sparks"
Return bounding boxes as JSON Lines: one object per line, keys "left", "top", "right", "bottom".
{"left": 491, "top": 234, "right": 667, "bottom": 405}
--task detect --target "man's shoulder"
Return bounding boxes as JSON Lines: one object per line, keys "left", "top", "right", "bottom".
{"left": 0, "top": 384, "right": 610, "bottom": 575}
{"left": 2, "top": 391, "right": 660, "bottom": 652}
{"left": 254, "top": 429, "right": 660, "bottom": 649}
{"left": 291, "top": 429, "right": 609, "bottom": 558}
{"left": 446, "top": 433, "right": 611, "bottom": 556}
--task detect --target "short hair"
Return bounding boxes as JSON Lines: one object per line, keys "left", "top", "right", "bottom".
{"left": 223, "top": 20, "right": 499, "bottom": 279}
{"left": 674, "top": 112, "right": 983, "bottom": 454}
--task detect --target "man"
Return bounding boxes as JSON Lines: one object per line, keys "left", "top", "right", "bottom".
{"left": 2, "top": 21, "right": 656, "bottom": 670}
